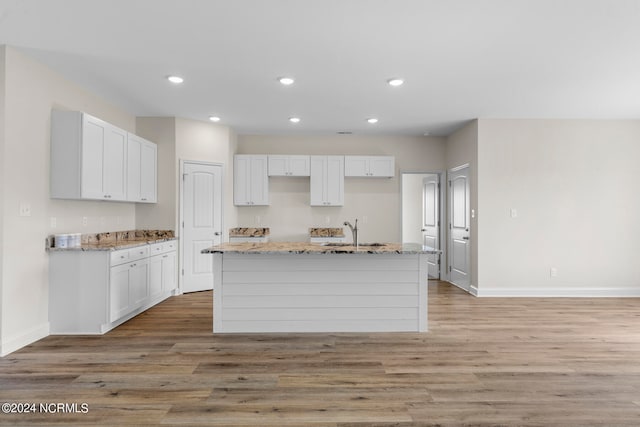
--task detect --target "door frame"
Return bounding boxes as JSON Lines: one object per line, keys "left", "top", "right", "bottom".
{"left": 447, "top": 163, "right": 471, "bottom": 292}
{"left": 178, "top": 159, "right": 225, "bottom": 293}
{"left": 400, "top": 170, "right": 447, "bottom": 281}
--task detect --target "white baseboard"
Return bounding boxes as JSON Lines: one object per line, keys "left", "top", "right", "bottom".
{"left": 1, "top": 322, "right": 50, "bottom": 357}
{"left": 475, "top": 287, "right": 640, "bottom": 298}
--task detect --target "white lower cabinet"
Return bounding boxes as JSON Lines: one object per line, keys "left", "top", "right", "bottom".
{"left": 49, "top": 241, "right": 177, "bottom": 334}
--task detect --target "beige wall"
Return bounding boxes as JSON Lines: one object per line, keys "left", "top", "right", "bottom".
{"left": 237, "top": 134, "right": 446, "bottom": 242}
{"left": 477, "top": 119, "right": 640, "bottom": 294}
{"left": 175, "top": 118, "right": 237, "bottom": 240}
{"left": 0, "top": 46, "right": 137, "bottom": 355}
{"left": 135, "top": 117, "right": 177, "bottom": 230}
{"left": 445, "top": 120, "right": 478, "bottom": 290}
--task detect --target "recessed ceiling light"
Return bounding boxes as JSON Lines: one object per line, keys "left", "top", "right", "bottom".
{"left": 289, "top": 117, "right": 300, "bottom": 123}
{"left": 279, "top": 77, "right": 295, "bottom": 85}
{"left": 167, "top": 75, "right": 184, "bottom": 84}
{"left": 209, "top": 116, "right": 221, "bottom": 122}
{"left": 387, "top": 78, "right": 404, "bottom": 87}
{"left": 367, "top": 118, "right": 379, "bottom": 124}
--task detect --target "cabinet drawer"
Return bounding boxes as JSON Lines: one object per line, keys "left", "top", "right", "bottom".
{"left": 128, "top": 246, "right": 149, "bottom": 262}
{"left": 149, "top": 241, "right": 177, "bottom": 256}
{"left": 110, "top": 249, "right": 130, "bottom": 266}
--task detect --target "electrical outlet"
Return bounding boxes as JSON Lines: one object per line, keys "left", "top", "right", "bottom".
{"left": 325, "top": 216, "right": 331, "bottom": 224}
{"left": 254, "top": 215, "right": 261, "bottom": 224}
{"left": 510, "top": 208, "right": 518, "bottom": 218}
{"left": 550, "top": 267, "right": 558, "bottom": 278}
{"left": 82, "top": 216, "right": 88, "bottom": 226}
{"left": 50, "top": 217, "right": 57, "bottom": 228}
{"left": 19, "top": 203, "right": 31, "bottom": 217}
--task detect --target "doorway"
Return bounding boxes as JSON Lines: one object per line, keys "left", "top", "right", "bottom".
{"left": 179, "top": 161, "right": 223, "bottom": 293}
{"left": 448, "top": 164, "right": 471, "bottom": 291}
{"left": 401, "top": 172, "right": 444, "bottom": 280}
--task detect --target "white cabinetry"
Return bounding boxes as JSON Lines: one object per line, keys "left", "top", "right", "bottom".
{"left": 268, "top": 155, "right": 310, "bottom": 176}
{"left": 310, "top": 155, "right": 344, "bottom": 206}
{"left": 51, "top": 111, "right": 128, "bottom": 201}
{"left": 234, "top": 155, "right": 269, "bottom": 205}
{"left": 127, "top": 133, "right": 157, "bottom": 203}
{"left": 49, "top": 240, "right": 177, "bottom": 334}
{"left": 345, "top": 156, "right": 395, "bottom": 177}
{"left": 51, "top": 110, "right": 157, "bottom": 203}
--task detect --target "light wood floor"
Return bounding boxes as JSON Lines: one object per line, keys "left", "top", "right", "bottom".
{"left": 2, "top": 281, "right": 640, "bottom": 426}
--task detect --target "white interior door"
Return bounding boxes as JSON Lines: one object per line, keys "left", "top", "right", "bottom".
{"left": 448, "top": 165, "right": 470, "bottom": 290}
{"left": 422, "top": 174, "right": 440, "bottom": 279}
{"left": 182, "top": 162, "right": 223, "bottom": 293}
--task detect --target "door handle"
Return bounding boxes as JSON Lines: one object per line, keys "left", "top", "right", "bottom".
{"left": 462, "top": 236, "right": 469, "bottom": 240}
{"left": 214, "top": 232, "right": 221, "bottom": 236}
{"left": 421, "top": 228, "right": 427, "bottom": 232}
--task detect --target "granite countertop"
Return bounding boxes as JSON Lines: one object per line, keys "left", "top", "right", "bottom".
{"left": 309, "top": 227, "right": 345, "bottom": 237}
{"left": 229, "top": 227, "right": 270, "bottom": 237}
{"left": 47, "top": 229, "right": 176, "bottom": 252}
{"left": 202, "top": 242, "right": 439, "bottom": 255}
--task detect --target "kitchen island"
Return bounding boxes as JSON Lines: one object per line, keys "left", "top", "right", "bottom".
{"left": 202, "top": 242, "right": 438, "bottom": 333}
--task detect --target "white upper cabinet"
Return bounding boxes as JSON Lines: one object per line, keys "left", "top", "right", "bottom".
{"left": 234, "top": 155, "right": 269, "bottom": 206}
{"left": 127, "top": 133, "right": 157, "bottom": 203}
{"left": 51, "top": 110, "right": 157, "bottom": 202}
{"left": 345, "top": 155, "right": 395, "bottom": 177}
{"left": 268, "top": 155, "right": 310, "bottom": 176}
{"left": 310, "top": 155, "right": 344, "bottom": 206}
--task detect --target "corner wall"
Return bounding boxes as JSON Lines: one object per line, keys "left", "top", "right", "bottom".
{"left": 0, "top": 46, "right": 137, "bottom": 356}
{"left": 477, "top": 119, "right": 640, "bottom": 296}
{"left": 237, "top": 134, "right": 446, "bottom": 242}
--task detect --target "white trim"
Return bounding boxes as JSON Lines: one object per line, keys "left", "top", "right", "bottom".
{"left": 1, "top": 322, "right": 50, "bottom": 357}
{"left": 178, "top": 159, "right": 225, "bottom": 294}
{"left": 475, "top": 287, "right": 640, "bottom": 298}
{"left": 469, "top": 285, "right": 479, "bottom": 296}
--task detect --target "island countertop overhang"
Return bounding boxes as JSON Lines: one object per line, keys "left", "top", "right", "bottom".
{"left": 201, "top": 241, "right": 439, "bottom": 255}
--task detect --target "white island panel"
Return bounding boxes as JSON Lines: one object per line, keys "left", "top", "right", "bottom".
{"left": 212, "top": 253, "right": 428, "bottom": 333}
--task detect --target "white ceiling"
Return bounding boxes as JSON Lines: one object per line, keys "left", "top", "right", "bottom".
{"left": 1, "top": 0, "right": 639, "bottom": 136}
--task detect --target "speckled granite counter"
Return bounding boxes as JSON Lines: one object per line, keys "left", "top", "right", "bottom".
{"left": 309, "top": 227, "right": 345, "bottom": 238}
{"left": 47, "top": 229, "right": 176, "bottom": 252}
{"left": 229, "top": 227, "right": 270, "bottom": 237}
{"left": 202, "top": 241, "right": 437, "bottom": 255}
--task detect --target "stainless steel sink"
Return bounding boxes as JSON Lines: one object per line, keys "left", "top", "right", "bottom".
{"left": 320, "top": 243, "right": 351, "bottom": 246}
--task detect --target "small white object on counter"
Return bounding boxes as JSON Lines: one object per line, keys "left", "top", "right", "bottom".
{"left": 54, "top": 233, "right": 81, "bottom": 248}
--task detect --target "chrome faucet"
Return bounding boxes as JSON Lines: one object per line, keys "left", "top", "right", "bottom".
{"left": 344, "top": 219, "right": 359, "bottom": 248}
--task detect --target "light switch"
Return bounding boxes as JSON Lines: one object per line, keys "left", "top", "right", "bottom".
{"left": 50, "top": 217, "right": 57, "bottom": 228}
{"left": 325, "top": 216, "right": 331, "bottom": 224}
{"left": 550, "top": 267, "right": 558, "bottom": 278}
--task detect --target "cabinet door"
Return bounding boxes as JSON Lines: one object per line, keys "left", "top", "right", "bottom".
{"left": 344, "top": 156, "right": 369, "bottom": 177}
{"left": 129, "top": 259, "right": 149, "bottom": 310}
{"left": 110, "top": 263, "right": 131, "bottom": 322}
{"left": 369, "top": 156, "right": 395, "bottom": 177}
{"left": 103, "top": 125, "right": 127, "bottom": 201}
{"left": 309, "top": 156, "right": 326, "bottom": 206}
{"left": 126, "top": 135, "right": 142, "bottom": 201}
{"left": 148, "top": 254, "right": 163, "bottom": 299}
{"left": 325, "top": 156, "right": 344, "bottom": 205}
{"left": 161, "top": 251, "right": 177, "bottom": 292}
{"left": 234, "top": 155, "right": 251, "bottom": 205}
{"left": 81, "top": 115, "right": 107, "bottom": 199}
{"left": 288, "top": 155, "right": 310, "bottom": 176}
{"left": 139, "top": 140, "right": 157, "bottom": 202}
{"left": 267, "top": 155, "right": 288, "bottom": 176}
{"left": 249, "top": 156, "right": 269, "bottom": 205}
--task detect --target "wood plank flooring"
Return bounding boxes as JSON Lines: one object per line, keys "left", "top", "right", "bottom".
{"left": 2, "top": 281, "right": 640, "bottom": 426}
